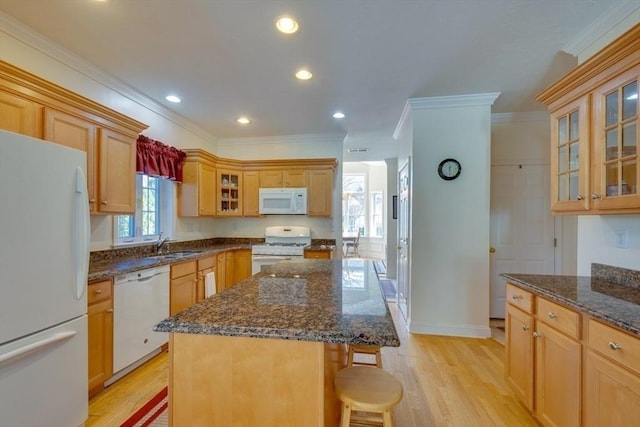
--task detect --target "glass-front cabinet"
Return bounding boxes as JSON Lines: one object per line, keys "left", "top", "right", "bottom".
{"left": 216, "top": 169, "right": 242, "bottom": 216}
{"left": 550, "top": 97, "right": 590, "bottom": 212}
{"left": 592, "top": 67, "right": 640, "bottom": 210}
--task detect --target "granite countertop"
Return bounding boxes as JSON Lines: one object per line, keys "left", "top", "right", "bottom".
{"left": 154, "top": 258, "right": 400, "bottom": 347}
{"left": 88, "top": 243, "right": 252, "bottom": 282}
{"left": 502, "top": 273, "right": 640, "bottom": 336}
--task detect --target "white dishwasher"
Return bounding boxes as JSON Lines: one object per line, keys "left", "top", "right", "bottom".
{"left": 112, "top": 265, "right": 169, "bottom": 379}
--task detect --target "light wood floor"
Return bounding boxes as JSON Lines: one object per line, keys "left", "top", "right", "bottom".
{"left": 87, "top": 304, "right": 536, "bottom": 426}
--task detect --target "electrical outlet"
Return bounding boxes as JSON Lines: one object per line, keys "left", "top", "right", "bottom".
{"left": 615, "top": 229, "right": 629, "bottom": 249}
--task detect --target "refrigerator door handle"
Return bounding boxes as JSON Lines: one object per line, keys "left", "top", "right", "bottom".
{"left": 0, "top": 331, "right": 78, "bottom": 368}
{"left": 73, "top": 166, "right": 90, "bottom": 300}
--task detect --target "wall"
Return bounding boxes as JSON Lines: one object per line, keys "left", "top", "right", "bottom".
{"left": 400, "top": 94, "right": 497, "bottom": 337}
{"left": 385, "top": 158, "right": 398, "bottom": 278}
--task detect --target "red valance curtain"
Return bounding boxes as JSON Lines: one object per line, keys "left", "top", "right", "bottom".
{"left": 136, "top": 135, "right": 187, "bottom": 182}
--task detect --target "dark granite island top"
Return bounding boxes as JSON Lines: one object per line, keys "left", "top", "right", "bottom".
{"left": 154, "top": 258, "right": 400, "bottom": 347}
{"left": 501, "top": 273, "right": 640, "bottom": 336}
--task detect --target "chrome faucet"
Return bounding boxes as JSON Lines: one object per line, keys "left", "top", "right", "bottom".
{"left": 156, "top": 232, "right": 168, "bottom": 254}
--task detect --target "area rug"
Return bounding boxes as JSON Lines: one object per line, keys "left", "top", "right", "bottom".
{"left": 378, "top": 278, "right": 397, "bottom": 302}
{"left": 120, "top": 387, "right": 168, "bottom": 427}
{"left": 373, "top": 259, "right": 387, "bottom": 277}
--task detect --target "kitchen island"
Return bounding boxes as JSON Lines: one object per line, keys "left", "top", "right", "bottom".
{"left": 154, "top": 258, "right": 399, "bottom": 427}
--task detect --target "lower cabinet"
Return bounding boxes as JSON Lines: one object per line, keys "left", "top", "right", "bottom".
{"left": 225, "top": 251, "right": 235, "bottom": 287}
{"left": 304, "top": 249, "right": 333, "bottom": 259}
{"left": 506, "top": 283, "right": 639, "bottom": 427}
{"left": 234, "top": 249, "right": 252, "bottom": 283}
{"left": 216, "top": 252, "right": 227, "bottom": 292}
{"left": 196, "top": 256, "right": 216, "bottom": 302}
{"left": 170, "top": 261, "right": 197, "bottom": 316}
{"left": 88, "top": 279, "right": 113, "bottom": 398}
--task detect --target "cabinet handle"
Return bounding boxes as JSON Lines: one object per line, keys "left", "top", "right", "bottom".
{"left": 522, "top": 325, "right": 529, "bottom": 331}
{"left": 591, "top": 193, "right": 601, "bottom": 200}
{"left": 89, "top": 199, "right": 96, "bottom": 203}
{"left": 106, "top": 309, "right": 113, "bottom": 313}
{"left": 101, "top": 200, "right": 108, "bottom": 205}
{"left": 576, "top": 195, "right": 584, "bottom": 200}
{"left": 533, "top": 332, "right": 542, "bottom": 338}
{"left": 95, "top": 289, "right": 102, "bottom": 294}
{"left": 547, "top": 312, "right": 557, "bottom": 319}
{"left": 512, "top": 295, "right": 522, "bottom": 300}
{"left": 608, "top": 341, "right": 622, "bottom": 351}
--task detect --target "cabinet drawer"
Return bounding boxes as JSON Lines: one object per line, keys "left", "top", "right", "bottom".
{"left": 171, "top": 260, "right": 197, "bottom": 279}
{"left": 88, "top": 280, "right": 112, "bottom": 305}
{"left": 506, "top": 284, "right": 534, "bottom": 314}
{"left": 198, "top": 255, "right": 216, "bottom": 271}
{"left": 588, "top": 319, "right": 640, "bottom": 375}
{"left": 537, "top": 297, "right": 580, "bottom": 339}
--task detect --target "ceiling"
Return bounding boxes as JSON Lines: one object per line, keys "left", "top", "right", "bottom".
{"left": 0, "top": 0, "right": 633, "bottom": 161}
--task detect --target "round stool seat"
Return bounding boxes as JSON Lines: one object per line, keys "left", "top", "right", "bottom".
{"left": 334, "top": 366, "right": 403, "bottom": 426}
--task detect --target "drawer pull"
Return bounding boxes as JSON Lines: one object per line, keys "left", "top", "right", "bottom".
{"left": 547, "top": 312, "right": 557, "bottom": 319}
{"left": 608, "top": 341, "right": 622, "bottom": 351}
{"left": 106, "top": 309, "right": 113, "bottom": 313}
{"left": 522, "top": 325, "right": 529, "bottom": 331}
{"left": 512, "top": 295, "right": 522, "bottom": 301}
{"left": 533, "top": 332, "right": 542, "bottom": 338}
{"left": 95, "top": 289, "right": 102, "bottom": 294}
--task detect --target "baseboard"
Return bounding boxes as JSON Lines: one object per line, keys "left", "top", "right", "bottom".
{"left": 409, "top": 322, "right": 491, "bottom": 338}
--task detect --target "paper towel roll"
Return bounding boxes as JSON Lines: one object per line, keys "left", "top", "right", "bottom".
{"left": 205, "top": 271, "right": 216, "bottom": 297}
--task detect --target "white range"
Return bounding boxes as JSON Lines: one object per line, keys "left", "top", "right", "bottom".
{"left": 251, "top": 226, "right": 311, "bottom": 274}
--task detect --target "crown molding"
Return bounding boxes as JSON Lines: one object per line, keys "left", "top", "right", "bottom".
{"left": 217, "top": 133, "right": 346, "bottom": 146}
{"left": 562, "top": 0, "right": 640, "bottom": 57}
{"left": 408, "top": 92, "right": 501, "bottom": 110}
{"left": 491, "top": 111, "right": 548, "bottom": 123}
{"left": 0, "top": 12, "right": 216, "bottom": 142}
{"left": 392, "top": 101, "right": 412, "bottom": 141}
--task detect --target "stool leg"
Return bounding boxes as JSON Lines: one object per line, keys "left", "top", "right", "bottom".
{"left": 382, "top": 410, "right": 393, "bottom": 427}
{"left": 347, "top": 346, "right": 355, "bottom": 366}
{"left": 375, "top": 349, "right": 383, "bottom": 368}
{"left": 341, "top": 403, "right": 352, "bottom": 427}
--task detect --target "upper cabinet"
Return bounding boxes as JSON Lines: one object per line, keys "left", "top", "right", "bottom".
{"left": 217, "top": 169, "right": 243, "bottom": 216}
{"left": 259, "top": 169, "right": 307, "bottom": 188}
{"left": 0, "top": 61, "right": 148, "bottom": 214}
{"left": 537, "top": 24, "right": 640, "bottom": 214}
{"left": 179, "top": 150, "right": 216, "bottom": 217}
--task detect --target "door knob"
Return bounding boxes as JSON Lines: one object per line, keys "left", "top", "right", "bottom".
{"left": 489, "top": 247, "right": 496, "bottom": 253}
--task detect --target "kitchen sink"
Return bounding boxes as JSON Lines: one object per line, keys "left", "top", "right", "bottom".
{"left": 145, "top": 250, "right": 203, "bottom": 260}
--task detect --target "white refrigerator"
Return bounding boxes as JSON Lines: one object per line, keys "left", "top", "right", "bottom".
{"left": 0, "top": 130, "right": 90, "bottom": 427}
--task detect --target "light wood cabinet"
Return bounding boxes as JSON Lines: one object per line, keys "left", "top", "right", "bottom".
{"left": 217, "top": 169, "right": 243, "bottom": 216}
{"left": 170, "top": 261, "right": 197, "bottom": 315}
{"left": 537, "top": 24, "right": 640, "bottom": 214}
{"left": 225, "top": 250, "right": 235, "bottom": 287}
{"left": 259, "top": 169, "right": 307, "bottom": 187}
{"left": 216, "top": 252, "right": 227, "bottom": 292}
{"left": 179, "top": 160, "right": 216, "bottom": 216}
{"left": 234, "top": 249, "right": 252, "bottom": 283}
{"left": 243, "top": 170, "right": 261, "bottom": 217}
{"left": 505, "top": 284, "right": 581, "bottom": 426}
{"left": 307, "top": 169, "right": 334, "bottom": 216}
{"left": 88, "top": 279, "right": 113, "bottom": 398}
{"left": 0, "top": 90, "right": 42, "bottom": 137}
{"left": 196, "top": 256, "right": 216, "bottom": 302}
{"left": 304, "top": 249, "right": 333, "bottom": 259}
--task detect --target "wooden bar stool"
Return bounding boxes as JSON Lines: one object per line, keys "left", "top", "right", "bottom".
{"left": 347, "top": 344, "right": 383, "bottom": 368}
{"left": 334, "top": 366, "right": 403, "bottom": 427}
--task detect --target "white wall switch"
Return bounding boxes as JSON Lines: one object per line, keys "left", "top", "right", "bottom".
{"left": 615, "top": 229, "right": 629, "bottom": 249}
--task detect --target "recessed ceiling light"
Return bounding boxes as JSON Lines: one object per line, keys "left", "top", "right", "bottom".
{"left": 295, "top": 69, "right": 312, "bottom": 80}
{"left": 332, "top": 112, "right": 345, "bottom": 119}
{"left": 236, "top": 117, "right": 251, "bottom": 125}
{"left": 275, "top": 15, "right": 299, "bottom": 34}
{"left": 347, "top": 148, "right": 368, "bottom": 153}
{"left": 165, "top": 95, "right": 181, "bottom": 103}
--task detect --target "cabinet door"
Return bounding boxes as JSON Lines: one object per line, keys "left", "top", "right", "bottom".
{"left": 87, "top": 280, "right": 113, "bottom": 396}
{"left": 225, "top": 251, "right": 235, "bottom": 287}
{"left": 283, "top": 169, "right": 306, "bottom": 187}
{"left": 591, "top": 66, "right": 640, "bottom": 211}
{"left": 534, "top": 322, "right": 581, "bottom": 427}
{"left": 307, "top": 169, "right": 333, "bottom": 216}
{"left": 217, "top": 169, "right": 243, "bottom": 216}
{"left": 0, "top": 91, "right": 42, "bottom": 138}
{"left": 259, "top": 170, "right": 283, "bottom": 187}
{"left": 505, "top": 304, "right": 535, "bottom": 411}
{"left": 304, "top": 250, "right": 331, "bottom": 259}
{"left": 170, "top": 273, "right": 197, "bottom": 315}
{"left": 216, "top": 252, "right": 227, "bottom": 292}
{"left": 199, "top": 163, "right": 216, "bottom": 216}
{"left": 98, "top": 128, "right": 136, "bottom": 214}
{"left": 234, "top": 249, "right": 252, "bottom": 283}
{"left": 243, "top": 171, "right": 260, "bottom": 217}
{"left": 585, "top": 350, "right": 640, "bottom": 427}
{"left": 44, "top": 109, "right": 98, "bottom": 212}
{"left": 549, "top": 97, "right": 590, "bottom": 212}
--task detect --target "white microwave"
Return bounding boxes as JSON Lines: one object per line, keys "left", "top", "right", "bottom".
{"left": 259, "top": 188, "right": 307, "bottom": 215}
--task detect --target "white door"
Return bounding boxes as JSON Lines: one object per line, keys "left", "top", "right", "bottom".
{"left": 397, "top": 159, "right": 411, "bottom": 323}
{"left": 490, "top": 165, "right": 555, "bottom": 318}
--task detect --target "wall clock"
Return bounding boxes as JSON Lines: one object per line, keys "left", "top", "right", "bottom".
{"left": 437, "top": 158, "right": 461, "bottom": 181}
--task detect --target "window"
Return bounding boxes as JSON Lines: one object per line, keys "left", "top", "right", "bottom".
{"left": 115, "top": 174, "right": 161, "bottom": 245}
{"left": 370, "top": 191, "right": 383, "bottom": 238}
{"left": 342, "top": 174, "right": 366, "bottom": 236}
